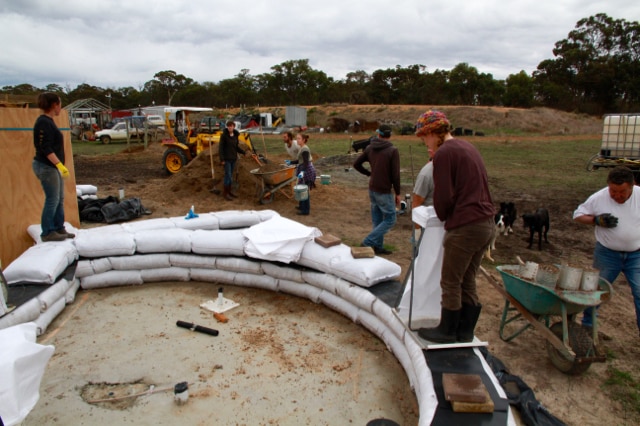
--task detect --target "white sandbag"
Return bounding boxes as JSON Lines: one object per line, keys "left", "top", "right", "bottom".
{"left": 37, "top": 279, "right": 73, "bottom": 312}
{"left": 330, "top": 257, "right": 402, "bottom": 288}
{"left": 134, "top": 228, "right": 192, "bottom": 253}
{"left": 317, "top": 290, "right": 359, "bottom": 322}
{"left": 215, "top": 257, "right": 262, "bottom": 275}
{"left": 141, "top": 267, "right": 190, "bottom": 283}
{"left": 65, "top": 279, "right": 81, "bottom": 304}
{"left": 80, "top": 194, "right": 98, "bottom": 200}
{"left": 189, "top": 268, "right": 236, "bottom": 285}
{"left": 74, "top": 228, "right": 136, "bottom": 258}
{"left": 406, "top": 338, "right": 437, "bottom": 425}
{"left": 74, "top": 260, "right": 94, "bottom": 278}
{"left": 80, "top": 270, "right": 143, "bottom": 290}
{"left": 380, "top": 327, "right": 419, "bottom": 396}
{"left": 254, "top": 209, "right": 280, "bottom": 222}
{"left": 191, "top": 229, "right": 246, "bottom": 256}
{"left": 396, "top": 221, "right": 445, "bottom": 323}
{"left": 34, "top": 297, "right": 66, "bottom": 335}
{"left": 334, "top": 281, "right": 377, "bottom": 313}
{"left": 76, "top": 187, "right": 82, "bottom": 197}
{"left": 233, "top": 272, "right": 278, "bottom": 291}
{"left": 91, "top": 257, "right": 113, "bottom": 275}
{"left": 170, "top": 213, "right": 220, "bottom": 230}
{"left": 213, "top": 210, "right": 261, "bottom": 229}
{"left": 0, "top": 298, "right": 41, "bottom": 330}
{"left": 108, "top": 253, "right": 171, "bottom": 271}
{"left": 277, "top": 279, "right": 323, "bottom": 303}
{"left": 243, "top": 216, "right": 321, "bottom": 263}
{"left": 301, "top": 271, "right": 344, "bottom": 294}
{"left": 297, "top": 241, "right": 351, "bottom": 273}
{"left": 169, "top": 253, "right": 216, "bottom": 269}
{"left": 122, "top": 217, "right": 176, "bottom": 233}
{"left": 261, "top": 262, "right": 304, "bottom": 283}
{"left": 76, "top": 184, "right": 98, "bottom": 195}
{"left": 0, "top": 323, "right": 54, "bottom": 426}
{"left": 4, "top": 243, "right": 77, "bottom": 285}
{"left": 372, "top": 299, "right": 406, "bottom": 341}
{"left": 356, "top": 307, "right": 389, "bottom": 336}
{"left": 360, "top": 319, "right": 416, "bottom": 389}
{"left": 27, "top": 221, "right": 79, "bottom": 244}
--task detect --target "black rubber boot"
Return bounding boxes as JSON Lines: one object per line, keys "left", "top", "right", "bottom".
{"left": 456, "top": 303, "right": 482, "bottom": 343}
{"left": 417, "top": 308, "right": 461, "bottom": 343}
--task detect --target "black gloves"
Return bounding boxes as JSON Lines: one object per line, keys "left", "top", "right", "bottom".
{"left": 594, "top": 213, "right": 618, "bottom": 228}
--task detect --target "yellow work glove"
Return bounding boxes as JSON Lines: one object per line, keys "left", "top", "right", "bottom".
{"left": 55, "top": 162, "right": 70, "bottom": 179}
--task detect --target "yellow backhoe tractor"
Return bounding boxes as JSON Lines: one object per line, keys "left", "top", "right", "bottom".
{"left": 161, "top": 107, "right": 259, "bottom": 174}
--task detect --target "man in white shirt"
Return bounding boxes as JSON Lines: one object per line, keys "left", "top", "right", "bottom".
{"left": 573, "top": 166, "right": 640, "bottom": 336}
{"left": 283, "top": 131, "right": 300, "bottom": 159}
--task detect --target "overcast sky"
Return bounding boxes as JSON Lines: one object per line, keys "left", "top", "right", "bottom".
{"left": 1, "top": 0, "right": 639, "bottom": 91}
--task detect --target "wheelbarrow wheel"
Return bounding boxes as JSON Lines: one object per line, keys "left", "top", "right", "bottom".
{"left": 546, "top": 322, "right": 594, "bottom": 375}
{"left": 259, "top": 188, "right": 274, "bottom": 204}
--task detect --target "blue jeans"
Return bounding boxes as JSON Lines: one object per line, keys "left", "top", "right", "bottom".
{"left": 32, "top": 160, "right": 65, "bottom": 237}
{"left": 223, "top": 160, "right": 236, "bottom": 186}
{"left": 582, "top": 242, "right": 640, "bottom": 332}
{"left": 363, "top": 191, "right": 396, "bottom": 249}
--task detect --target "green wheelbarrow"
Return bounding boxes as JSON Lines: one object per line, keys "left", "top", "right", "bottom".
{"left": 480, "top": 265, "right": 613, "bottom": 375}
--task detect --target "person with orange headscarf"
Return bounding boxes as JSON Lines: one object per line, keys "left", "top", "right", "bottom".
{"left": 414, "top": 110, "right": 495, "bottom": 343}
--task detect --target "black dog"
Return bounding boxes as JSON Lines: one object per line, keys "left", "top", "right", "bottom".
{"left": 522, "top": 208, "right": 549, "bottom": 250}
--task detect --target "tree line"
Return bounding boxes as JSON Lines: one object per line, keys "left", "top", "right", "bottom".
{"left": 2, "top": 14, "right": 638, "bottom": 116}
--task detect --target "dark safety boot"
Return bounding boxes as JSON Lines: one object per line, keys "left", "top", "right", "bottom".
{"left": 223, "top": 185, "right": 233, "bottom": 201}
{"left": 417, "top": 308, "right": 461, "bottom": 343}
{"left": 456, "top": 303, "right": 482, "bottom": 343}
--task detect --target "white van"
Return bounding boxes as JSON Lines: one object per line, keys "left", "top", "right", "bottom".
{"left": 146, "top": 115, "right": 165, "bottom": 129}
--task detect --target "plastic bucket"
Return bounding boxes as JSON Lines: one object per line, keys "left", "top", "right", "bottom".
{"left": 294, "top": 184, "right": 309, "bottom": 201}
{"left": 518, "top": 261, "right": 539, "bottom": 281}
{"left": 580, "top": 270, "right": 600, "bottom": 291}
{"left": 320, "top": 175, "right": 331, "bottom": 185}
{"left": 558, "top": 265, "right": 583, "bottom": 290}
{"left": 535, "top": 265, "right": 560, "bottom": 289}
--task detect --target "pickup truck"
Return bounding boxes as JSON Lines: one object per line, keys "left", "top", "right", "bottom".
{"left": 94, "top": 122, "right": 144, "bottom": 144}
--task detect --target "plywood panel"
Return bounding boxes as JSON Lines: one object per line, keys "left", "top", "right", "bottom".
{"left": 0, "top": 108, "right": 79, "bottom": 268}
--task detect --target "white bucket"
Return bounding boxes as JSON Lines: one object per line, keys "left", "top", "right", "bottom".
{"left": 518, "top": 261, "right": 539, "bottom": 281}
{"left": 294, "top": 184, "right": 309, "bottom": 201}
{"left": 535, "top": 265, "right": 560, "bottom": 289}
{"left": 580, "top": 270, "right": 600, "bottom": 291}
{"left": 558, "top": 265, "right": 583, "bottom": 290}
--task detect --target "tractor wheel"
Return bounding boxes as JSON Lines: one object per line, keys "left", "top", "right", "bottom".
{"left": 100, "top": 135, "right": 111, "bottom": 144}
{"left": 546, "top": 322, "right": 593, "bottom": 375}
{"left": 163, "top": 147, "right": 188, "bottom": 174}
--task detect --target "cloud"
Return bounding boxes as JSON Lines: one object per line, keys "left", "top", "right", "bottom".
{"left": 1, "top": 0, "right": 638, "bottom": 89}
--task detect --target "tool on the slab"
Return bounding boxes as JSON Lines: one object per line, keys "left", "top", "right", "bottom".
{"left": 176, "top": 320, "right": 219, "bottom": 336}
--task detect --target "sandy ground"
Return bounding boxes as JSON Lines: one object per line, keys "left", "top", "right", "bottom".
{"left": 25, "top": 282, "right": 418, "bottom": 425}
{"left": 22, "top": 105, "right": 640, "bottom": 425}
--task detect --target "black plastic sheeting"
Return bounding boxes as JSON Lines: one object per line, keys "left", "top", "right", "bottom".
{"left": 426, "top": 347, "right": 510, "bottom": 425}
{"left": 78, "top": 196, "right": 151, "bottom": 223}
{"left": 369, "top": 281, "right": 567, "bottom": 426}
{"left": 479, "top": 347, "right": 567, "bottom": 426}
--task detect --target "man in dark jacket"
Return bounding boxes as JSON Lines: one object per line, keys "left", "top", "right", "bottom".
{"left": 219, "top": 121, "right": 246, "bottom": 201}
{"left": 353, "top": 124, "right": 401, "bottom": 255}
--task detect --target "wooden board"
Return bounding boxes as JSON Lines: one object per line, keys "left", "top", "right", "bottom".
{"left": 314, "top": 234, "right": 341, "bottom": 248}
{"left": 0, "top": 108, "right": 79, "bottom": 267}
{"left": 350, "top": 246, "right": 374, "bottom": 258}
